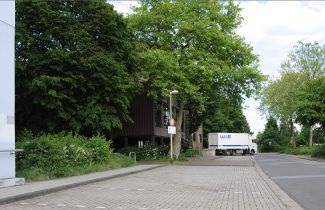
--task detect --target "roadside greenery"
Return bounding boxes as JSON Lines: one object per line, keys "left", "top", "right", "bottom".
{"left": 15, "top": 0, "right": 141, "bottom": 136}
{"left": 278, "top": 145, "right": 325, "bottom": 159}
{"left": 257, "top": 117, "right": 325, "bottom": 159}
{"left": 260, "top": 41, "right": 325, "bottom": 148}
{"left": 118, "top": 146, "right": 200, "bottom": 161}
{"left": 16, "top": 131, "right": 134, "bottom": 181}
{"left": 128, "top": 0, "right": 265, "bottom": 158}
{"left": 118, "top": 145, "right": 169, "bottom": 161}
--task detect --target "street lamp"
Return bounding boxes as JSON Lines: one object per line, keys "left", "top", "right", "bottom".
{"left": 169, "top": 90, "right": 178, "bottom": 160}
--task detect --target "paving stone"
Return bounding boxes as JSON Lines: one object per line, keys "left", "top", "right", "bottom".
{"left": 0, "top": 157, "right": 302, "bottom": 210}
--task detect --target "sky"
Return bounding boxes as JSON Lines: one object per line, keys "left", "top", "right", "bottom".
{"left": 109, "top": 1, "right": 325, "bottom": 136}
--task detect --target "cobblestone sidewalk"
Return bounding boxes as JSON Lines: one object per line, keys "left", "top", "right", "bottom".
{"left": 0, "top": 157, "right": 304, "bottom": 210}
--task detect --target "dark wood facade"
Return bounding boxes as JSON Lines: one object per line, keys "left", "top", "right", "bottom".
{"left": 112, "top": 94, "right": 191, "bottom": 149}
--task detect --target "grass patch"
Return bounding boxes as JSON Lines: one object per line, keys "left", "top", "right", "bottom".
{"left": 17, "top": 153, "right": 134, "bottom": 182}
{"left": 279, "top": 145, "right": 325, "bottom": 159}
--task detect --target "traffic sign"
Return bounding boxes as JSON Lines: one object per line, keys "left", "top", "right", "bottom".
{"left": 168, "top": 126, "right": 176, "bottom": 134}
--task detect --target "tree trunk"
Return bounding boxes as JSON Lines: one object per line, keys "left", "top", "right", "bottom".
{"left": 290, "top": 118, "right": 296, "bottom": 148}
{"left": 309, "top": 126, "right": 313, "bottom": 147}
{"left": 173, "top": 102, "right": 184, "bottom": 159}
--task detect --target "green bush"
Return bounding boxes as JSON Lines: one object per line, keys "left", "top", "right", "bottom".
{"left": 311, "top": 144, "right": 325, "bottom": 158}
{"left": 180, "top": 148, "right": 200, "bottom": 157}
{"left": 16, "top": 131, "right": 114, "bottom": 178}
{"left": 118, "top": 145, "right": 169, "bottom": 160}
{"left": 279, "top": 145, "right": 313, "bottom": 156}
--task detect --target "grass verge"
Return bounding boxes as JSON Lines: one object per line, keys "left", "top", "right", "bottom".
{"left": 17, "top": 153, "right": 134, "bottom": 182}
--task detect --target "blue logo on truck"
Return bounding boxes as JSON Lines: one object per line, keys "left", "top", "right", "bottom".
{"left": 220, "top": 134, "right": 231, "bottom": 139}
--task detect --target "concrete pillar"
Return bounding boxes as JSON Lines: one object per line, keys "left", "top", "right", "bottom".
{"left": 0, "top": 0, "right": 24, "bottom": 187}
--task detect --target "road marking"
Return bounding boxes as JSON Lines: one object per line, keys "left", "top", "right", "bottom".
{"left": 75, "top": 204, "right": 86, "bottom": 208}
{"left": 234, "top": 191, "right": 242, "bottom": 194}
{"left": 218, "top": 191, "right": 225, "bottom": 193}
{"left": 37, "top": 203, "right": 48, "bottom": 206}
{"left": 258, "top": 159, "right": 282, "bottom": 162}
{"left": 19, "top": 202, "right": 29, "bottom": 205}
{"left": 56, "top": 204, "right": 66, "bottom": 207}
{"left": 139, "top": 208, "right": 148, "bottom": 210}
{"left": 137, "top": 188, "right": 145, "bottom": 191}
{"left": 96, "top": 207, "right": 106, "bottom": 209}
{"left": 161, "top": 209, "right": 171, "bottom": 210}
{"left": 266, "top": 161, "right": 300, "bottom": 165}
{"left": 272, "top": 174, "right": 325, "bottom": 180}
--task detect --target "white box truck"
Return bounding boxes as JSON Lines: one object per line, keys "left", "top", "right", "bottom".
{"left": 208, "top": 133, "right": 257, "bottom": 155}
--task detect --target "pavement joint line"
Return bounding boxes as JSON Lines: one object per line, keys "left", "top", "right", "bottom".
{"left": 254, "top": 157, "right": 305, "bottom": 210}
{"left": 0, "top": 164, "right": 165, "bottom": 205}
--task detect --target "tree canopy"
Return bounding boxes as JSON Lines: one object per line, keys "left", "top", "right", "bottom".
{"left": 16, "top": 0, "right": 141, "bottom": 135}
{"left": 296, "top": 76, "right": 325, "bottom": 129}
{"left": 128, "top": 0, "right": 264, "bottom": 157}
{"left": 260, "top": 41, "right": 324, "bottom": 147}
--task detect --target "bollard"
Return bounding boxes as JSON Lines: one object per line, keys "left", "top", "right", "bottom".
{"left": 129, "top": 152, "right": 136, "bottom": 163}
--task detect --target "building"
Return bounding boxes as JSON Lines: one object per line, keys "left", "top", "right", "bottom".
{"left": 112, "top": 94, "right": 198, "bottom": 149}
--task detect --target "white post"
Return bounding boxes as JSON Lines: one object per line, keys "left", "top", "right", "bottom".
{"left": 170, "top": 93, "right": 173, "bottom": 160}
{"left": 0, "top": 0, "right": 24, "bottom": 187}
{"left": 169, "top": 90, "right": 178, "bottom": 160}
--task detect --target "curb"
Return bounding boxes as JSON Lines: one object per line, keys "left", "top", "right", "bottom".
{"left": 0, "top": 164, "right": 165, "bottom": 205}
{"left": 253, "top": 158, "right": 305, "bottom": 210}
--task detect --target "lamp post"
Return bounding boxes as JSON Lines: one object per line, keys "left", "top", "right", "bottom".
{"left": 169, "top": 90, "right": 178, "bottom": 160}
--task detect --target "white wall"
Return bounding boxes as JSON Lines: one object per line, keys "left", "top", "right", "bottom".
{"left": 0, "top": 0, "right": 16, "bottom": 179}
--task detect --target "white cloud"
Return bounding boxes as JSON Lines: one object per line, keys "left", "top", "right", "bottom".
{"left": 238, "top": 1, "right": 325, "bottom": 136}
{"left": 108, "top": 1, "right": 139, "bottom": 16}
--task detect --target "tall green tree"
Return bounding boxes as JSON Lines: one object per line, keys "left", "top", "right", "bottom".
{"left": 128, "top": 0, "right": 264, "bottom": 158}
{"left": 282, "top": 41, "right": 325, "bottom": 147}
{"left": 257, "top": 116, "right": 281, "bottom": 152}
{"left": 204, "top": 98, "right": 251, "bottom": 135}
{"left": 260, "top": 71, "right": 305, "bottom": 147}
{"left": 296, "top": 76, "right": 325, "bottom": 130}
{"left": 16, "top": 0, "right": 141, "bottom": 135}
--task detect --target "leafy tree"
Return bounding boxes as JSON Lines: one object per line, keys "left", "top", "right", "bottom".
{"left": 16, "top": 0, "right": 141, "bottom": 135}
{"left": 128, "top": 0, "right": 264, "bottom": 158}
{"left": 204, "top": 98, "right": 251, "bottom": 136}
{"left": 282, "top": 41, "right": 325, "bottom": 147}
{"left": 279, "top": 120, "right": 291, "bottom": 146}
{"left": 257, "top": 116, "right": 281, "bottom": 152}
{"left": 260, "top": 71, "right": 305, "bottom": 147}
{"left": 282, "top": 41, "right": 324, "bottom": 80}
{"left": 296, "top": 76, "right": 325, "bottom": 131}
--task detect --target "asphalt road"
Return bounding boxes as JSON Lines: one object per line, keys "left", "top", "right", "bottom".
{"left": 255, "top": 153, "right": 325, "bottom": 210}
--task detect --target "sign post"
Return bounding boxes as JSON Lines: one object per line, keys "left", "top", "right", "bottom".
{"left": 169, "top": 90, "right": 178, "bottom": 160}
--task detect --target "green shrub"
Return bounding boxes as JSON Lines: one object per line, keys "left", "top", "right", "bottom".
{"left": 180, "top": 148, "right": 200, "bottom": 157}
{"left": 279, "top": 145, "right": 313, "bottom": 156}
{"left": 16, "top": 131, "right": 113, "bottom": 178}
{"left": 118, "top": 145, "right": 169, "bottom": 160}
{"left": 311, "top": 144, "right": 325, "bottom": 158}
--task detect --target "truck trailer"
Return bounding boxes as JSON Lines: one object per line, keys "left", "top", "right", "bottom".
{"left": 208, "top": 133, "right": 257, "bottom": 155}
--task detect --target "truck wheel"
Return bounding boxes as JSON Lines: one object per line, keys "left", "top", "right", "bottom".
{"left": 250, "top": 149, "right": 255, "bottom": 155}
